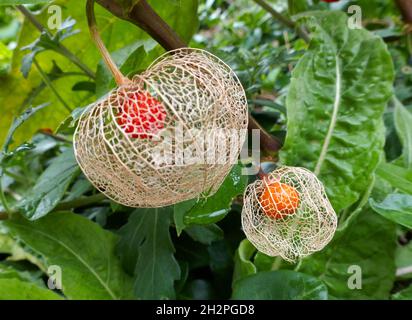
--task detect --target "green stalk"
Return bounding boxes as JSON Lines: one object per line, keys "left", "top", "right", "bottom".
{"left": 253, "top": 0, "right": 310, "bottom": 43}
{"left": 33, "top": 58, "right": 72, "bottom": 113}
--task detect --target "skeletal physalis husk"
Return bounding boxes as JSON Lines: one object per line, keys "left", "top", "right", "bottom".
{"left": 74, "top": 48, "right": 248, "bottom": 207}
{"left": 241, "top": 166, "right": 338, "bottom": 262}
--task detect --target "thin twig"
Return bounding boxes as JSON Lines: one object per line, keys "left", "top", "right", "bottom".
{"left": 55, "top": 193, "right": 107, "bottom": 211}
{"left": 16, "top": 5, "right": 96, "bottom": 79}
{"left": 33, "top": 58, "right": 72, "bottom": 113}
{"left": 0, "top": 187, "right": 11, "bottom": 216}
{"left": 253, "top": 0, "right": 310, "bottom": 43}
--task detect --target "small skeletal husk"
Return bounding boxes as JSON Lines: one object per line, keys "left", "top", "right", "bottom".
{"left": 241, "top": 166, "right": 338, "bottom": 262}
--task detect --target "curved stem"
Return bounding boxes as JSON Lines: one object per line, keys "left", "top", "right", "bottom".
{"left": 253, "top": 0, "right": 310, "bottom": 43}
{"left": 86, "top": 0, "right": 128, "bottom": 86}
{"left": 33, "top": 58, "right": 72, "bottom": 113}
{"left": 55, "top": 193, "right": 107, "bottom": 211}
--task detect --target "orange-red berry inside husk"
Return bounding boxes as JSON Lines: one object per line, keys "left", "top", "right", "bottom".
{"left": 116, "top": 91, "right": 167, "bottom": 139}
{"left": 259, "top": 181, "right": 300, "bottom": 219}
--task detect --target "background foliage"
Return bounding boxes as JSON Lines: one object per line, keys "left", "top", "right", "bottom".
{"left": 0, "top": 0, "right": 411, "bottom": 300}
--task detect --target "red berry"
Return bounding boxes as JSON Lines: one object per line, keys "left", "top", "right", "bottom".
{"left": 116, "top": 91, "right": 167, "bottom": 139}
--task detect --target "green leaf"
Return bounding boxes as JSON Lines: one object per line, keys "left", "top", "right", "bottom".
{"left": 0, "top": 0, "right": 50, "bottom": 5}
{"left": 394, "top": 98, "right": 412, "bottom": 168}
{"left": 280, "top": 11, "right": 394, "bottom": 212}
{"left": 0, "top": 278, "right": 62, "bottom": 300}
{"left": 2, "top": 212, "right": 133, "bottom": 300}
{"left": 183, "top": 165, "right": 248, "bottom": 225}
{"left": 21, "top": 18, "right": 79, "bottom": 78}
{"left": 174, "top": 199, "right": 196, "bottom": 236}
{"left": 18, "top": 148, "right": 80, "bottom": 220}
{"left": 232, "top": 270, "right": 328, "bottom": 300}
{"left": 376, "top": 162, "right": 412, "bottom": 194}
{"left": 392, "top": 285, "right": 412, "bottom": 300}
{"left": 395, "top": 242, "right": 412, "bottom": 280}
{"left": 117, "top": 208, "right": 181, "bottom": 299}
{"left": 0, "top": 232, "right": 45, "bottom": 270}
{"left": 370, "top": 194, "right": 412, "bottom": 229}
{"left": 184, "top": 224, "right": 223, "bottom": 245}
{"left": 299, "top": 209, "right": 397, "bottom": 299}
{"left": 288, "top": 0, "right": 308, "bottom": 15}
{"left": 232, "top": 239, "right": 257, "bottom": 285}
{"left": 1, "top": 103, "right": 49, "bottom": 155}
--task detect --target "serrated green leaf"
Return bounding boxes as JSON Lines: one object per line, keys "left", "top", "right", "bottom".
{"left": 232, "top": 270, "right": 328, "bottom": 300}
{"left": 280, "top": 11, "right": 394, "bottom": 213}
{"left": 18, "top": 148, "right": 80, "bottom": 220}
{"left": 2, "top": 212, "right": 133, "bottom": 300}
{"left": 117, "top": 208, "right": 181, "bottom": 299}
{"left": 370, "top": 194, "right": 412, "bottom": 229}
{"left": 299, "top": 209, "right": 397, "bottom": 299}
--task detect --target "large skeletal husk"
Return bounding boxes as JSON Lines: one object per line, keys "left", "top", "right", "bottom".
{"left": 74, "top": 48, "right": 248, "bottom": 207}
{"left": 241, "top": 166, "right": 337, "bottom": 262}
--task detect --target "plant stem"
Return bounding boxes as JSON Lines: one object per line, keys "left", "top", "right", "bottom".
{"left": 253, "top": 0, "right": 310, "bottom": 43}
{"left": 16, "top": 5, "right": 96, "bottom": 80}
{"left": 55, "top": 193, "right": 107, "bottom": 211}
{"left": 396, "top": 0, "right": 412, "bottom": 24}
{"left": 86, "top": 0, "right": 129, "bottom": 86}
{"left": 3, "top": 170, "right": 27, "bottom": 184}
{"left": 249, "top": 115, "right": 282, "bottom": 154}
{"left": 33, "top": 58, "right": 72, "bottom": 113}
{"left": 96, "top": 0, "right": 186, "bottom": 50}
{"left": 0, "top": 185, "right": 11, "bottom": 216}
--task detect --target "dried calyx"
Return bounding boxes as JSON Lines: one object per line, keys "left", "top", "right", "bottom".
{"left": 242, "top": 166, "right": 338, "bottom": 262}
{"left": 73, "top": 1, "right": 248, "bottom": 207}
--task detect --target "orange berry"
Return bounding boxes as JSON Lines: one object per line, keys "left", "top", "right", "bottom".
{"left": 259, "top": 181, "right": 300, "bottom": 219}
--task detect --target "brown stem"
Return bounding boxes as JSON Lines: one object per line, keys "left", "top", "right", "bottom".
{"left": 396, "top": 0, "right": 412, "bottom": 24}
{"left": 248, "top": 115, "right": 282, "bottom": 154}
{"left": 86, "top": 0, "right": 129, "bottom": 86}
{"left": 96, "top": 0, "right": 186, "bottom": 50}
